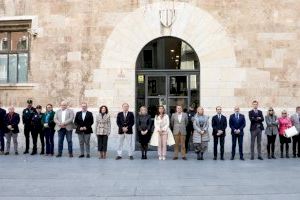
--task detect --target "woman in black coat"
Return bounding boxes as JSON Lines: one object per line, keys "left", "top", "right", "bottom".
{"left": 136, "top": 106, "right": 152, "bottom": 159}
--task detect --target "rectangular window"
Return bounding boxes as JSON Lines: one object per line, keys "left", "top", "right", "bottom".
{"left": 0, "top": 30, "right": 30, "bottom": 83}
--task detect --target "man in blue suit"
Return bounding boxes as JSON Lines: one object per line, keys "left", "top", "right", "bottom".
{"left": 229, "top": 106, "right": 246, "bottom": 160}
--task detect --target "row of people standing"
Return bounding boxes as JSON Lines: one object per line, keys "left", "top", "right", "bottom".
{"left": 0, "top": 100, "right": 299, "bottom": 160}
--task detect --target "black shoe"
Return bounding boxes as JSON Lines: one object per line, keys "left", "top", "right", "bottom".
{"left": 40, "top": 151, "right": 44, "bottom": 155}
{"left": 220, "top": 157, "right": 224, "bottom": 160}
{"left": 250, "top": 156, "right": 254, "bottom": 160}
{"left": 240, "top": 157, "right": 245, "bottom": 161}
{"left": 197, "top": 153, "right": 201, "bottom": 160}
{"left": 286, "top": 154, "right": 290, "bottom": 158}
{"left": 69, "top": 154, "right": 73, "bottom": 158}
{"left": 272, "top": 155, "right": 276, "bottom": 159}
{"left": 200, "top": 153, "right": 204, "bottom": 160}
{"left": 116, "top": 156, "right": 122, "bottom": 160}
{"left": 144, "top": 155, "right": 147, "bottom": 159}
{"left": 268, "top": 155, "right": 271, "bottom": 159}
{"left": 293, "top": 154, "right": 296, "bottom": 158}
{"left": 129, "top": 156, "right": 134, "bottom": 160}
{"left": 213, "top": 157, "right": 217, "bottom": 160}
{"left": 173, "top": 157, "right": 178, "bottom": 160}
{"left": 281, "top": 153, "right": 284, "bottom": 158}
{"left": 56, "top": 154, "right": 62, "bottom": 157}
{"left": 230, "top": 157, "right": 234, "bottom": 160}
{"left": 86, "top": 154, "right": 90, "bottom": 158}
{"left": 4, "top": 152, "right": 9, "bottom": 155}
{"left": 31, "top": 151, "right": 37, "bottom": 155}
{"left": 15, "top": 152, "right": 18, "bottom": 155}
{"left": 79, "top": 154, "right": 84, "bottom": 158}
{"left": 23, "top": 150, "right": 29, "bottom": 154}
{"left": 182, "top": 157, "right": 187, "bottom": 160}
{"left": 258, "top": 156, "right": 263, "bottom": 160}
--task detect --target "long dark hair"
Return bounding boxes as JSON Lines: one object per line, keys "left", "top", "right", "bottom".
{"left": 156, "top": 105, "right": 165, "bottom": 116}
{"left": 99, "top": 105, "right": 108, "bottom": 114}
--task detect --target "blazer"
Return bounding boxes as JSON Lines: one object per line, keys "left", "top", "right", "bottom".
{"left": 41, "top": 111, "right": 56, "bottom": 130}
{"left": 95, "top": 113, "right": 111, "bottom": 135}
{"left": 249, "top": 109, "right": 264, "bottom": 131}
{"left": 0, "top": 108, "right": 7, "bottom": 132}
{"left": 116, "top": 111, "right": 135, "bottom": 134}
{"left": 278, "top": 117, "right": 292, "bottom": 136}
{"left": 170, "top": 112, "right": 188, "bottom": 135}
{"left": 193, "top": 114, "right": 210, "bottom": 143}
{"left": 54, "top": 109, "right": 75, "bottom": 131}
{"left": 4, "top": 112, "right": 20, "bottom": 133}
{"left": 22, "top": 107, "right": 36, "bottom": 125}
{"left": 74, "top": 111, "right": 94, "bottom": 134}
{"left": 265, "top": 115, "right": 279, "bottom": 136}
{"left": 229, "top": 113, "right": 246, "bottom": 135}
{"left": 212, "top": 114, "right": 227, "bottom": 136}
{"left": 290, "top": 113, "right": 300, "bottom": 133}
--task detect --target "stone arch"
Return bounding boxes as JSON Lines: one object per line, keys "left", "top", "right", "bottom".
{"left": 87, "top": 1, "right": 244, "bottom": 110}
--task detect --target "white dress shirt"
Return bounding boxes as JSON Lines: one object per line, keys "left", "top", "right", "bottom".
{"left": 61, "top": 110, "right": 66, "bottom": 123}
{"left": 82, "top": 111, "right": 86, "bottom": 121}
{"left": 178, "top": 113, "right": 182, "bottom": 123}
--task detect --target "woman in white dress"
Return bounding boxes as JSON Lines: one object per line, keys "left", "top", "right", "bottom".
{"left": 150, "top": 106, "right": 175, "bottom": 160}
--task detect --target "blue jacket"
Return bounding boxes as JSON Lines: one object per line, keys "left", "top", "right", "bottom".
{"left": 229, "top": 113, "right": 246, "bottom": 135}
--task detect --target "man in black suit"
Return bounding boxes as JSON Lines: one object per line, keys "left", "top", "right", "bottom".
{"left": 248, "top": 100, "right": 264, "bottom": 160}
{"left": 229, "top": 106, "right": 246, "bottom": 160}
{"left": 186, "top": 106, "right": 196, "bottom": 153}
{"left": 74, "top": 102, "right": 94, "bottom": 158}
{"left": 0, "top": 102, "right": 6, "bottom": 154}
{"left": 4, "top": 106, "right": 20, "bottom": 155}
{"left": 212, "top": 106, "right": 227, "bottom": 160}
{"left": 116, "top": 103, "right": 135, "bottom": 160}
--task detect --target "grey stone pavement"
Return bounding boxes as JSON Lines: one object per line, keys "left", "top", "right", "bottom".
{"left": 0, "top": 151, "right": 300, "bottom": 200}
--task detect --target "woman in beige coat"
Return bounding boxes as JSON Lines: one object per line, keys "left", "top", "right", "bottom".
{"left": 95, "top": 105, "right": 111, "bottom": 159}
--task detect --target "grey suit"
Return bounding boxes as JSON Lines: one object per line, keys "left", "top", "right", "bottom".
{"left": 54, "top": 109, "right": 75, "bottom": 156}
{"left": 171, "top": 112, "right": 188, "bottom": 136}
{"left": 291, "top": 113, "right": 300, "bottom": 157}
{"left": 171, "top": 112, "right": 188, "bottom": 158}
{"left": 54, "top": 109, "right": 75, "bottom": 131}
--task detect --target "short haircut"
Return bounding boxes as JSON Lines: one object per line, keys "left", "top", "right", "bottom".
{"left": 252, "top": 100, "right": 258, "bottom": 104}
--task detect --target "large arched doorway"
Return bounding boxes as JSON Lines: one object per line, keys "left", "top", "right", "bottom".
{"left": 135, "top": 36, "right": 200, "bottom": 117}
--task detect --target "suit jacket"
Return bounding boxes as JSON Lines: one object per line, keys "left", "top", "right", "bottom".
{"left": 229, "top": 113, "right": 246, "bottom": 135}
{"left": 212, "top": 114, "right": 227, "bottom": 136}
{"left": 74, "top": 111, "right": 94, "bottom": 134}
{"left": 291, "top": 113, "right": 300, "bottom": 133}
{"left": 22, "top": 107, "right": 36, "bottom": 125}
{"left": 265, "top": 115, "right": 279, "bottom": 136}
{"left": 54, "top": 109, "right": 75, "bottom": 131}
{"left": 4, "top": 112, "right": 20, "bottom": 133}
{"left": 95, "top": 113, "right": 111, "bottom": 135}
{"left": 116, "top": 111, "right": 135, "bottom": 134}
{"left": 170, "top": 112, "right": 188, "bottom": 135}
{"left": 249, "top": 109, "right": 264, "bottom": 131}
{"left": 0, "top": 108, "right": 7, "bottom": 132}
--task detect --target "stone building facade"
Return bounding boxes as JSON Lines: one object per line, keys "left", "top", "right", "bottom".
{"left": 0, "top": 0, "right": 299, "bottom": 153}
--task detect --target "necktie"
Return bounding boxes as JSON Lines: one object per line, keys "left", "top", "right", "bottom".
{"left": 235, "top": 113, "right": 239, "bottom": 119}
{"left": 218, "top": 115, "right": 221, "bottom": 120}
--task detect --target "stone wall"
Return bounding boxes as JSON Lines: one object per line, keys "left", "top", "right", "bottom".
{"left": 0, "top": 0, "right": 299, "bottom": 153}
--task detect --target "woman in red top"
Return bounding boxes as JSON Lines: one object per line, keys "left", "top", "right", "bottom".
{"left": 278, "top": 110, "right": 292, "bottom": 158}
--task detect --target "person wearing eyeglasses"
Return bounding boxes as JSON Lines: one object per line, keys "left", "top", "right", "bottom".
{"left": 265, "top": 107, "right": 278, "bottom": 159}
{"left": 278, "top": 110, "right": 292, "bottom": 158}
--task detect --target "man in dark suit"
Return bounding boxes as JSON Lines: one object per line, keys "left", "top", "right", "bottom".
{"left": 248, "top": 100, "right": 264, "bottom": 160}
{"left": 0, "top": 102, "right": 6, "bottom": 154}
{"left": 212, "top": 106, "right": 227, "bottom": 160}
{"left": 229, "top": 106, "right": 246, "bottom": 160}
{"left": 74, "top": 102, "right": 94, "bottom": 158}
{"left": 4, "top": 106, "right": 20, "bottom": 155}
{"left": 22, "top": 99, "right": 36, "bottom": 154}
{"left": 116, "top": 103, "right": 135, "bottom": 160}
{"left": 186, "top": 106, "right": 196, "bottom": 153}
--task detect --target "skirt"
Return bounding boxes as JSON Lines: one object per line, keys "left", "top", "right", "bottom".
{"left": 149, "top": 129, "right": 175, "bottom": 146}
{"left": 137, "top": 131, "right": 151, "bottom": 145}
{"left": 279, "top": 135, "right": 291, "bottom": 144}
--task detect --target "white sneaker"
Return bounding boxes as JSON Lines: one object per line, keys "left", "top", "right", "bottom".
{"left": 159, "top": 156, "right": 162, "bottom": 160}
{"left": 162, "top": 156, "right": 166, "bottom": 160}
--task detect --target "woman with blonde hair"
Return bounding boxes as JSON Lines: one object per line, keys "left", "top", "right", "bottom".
{"left": 136, "top": 106, "right": 152, "bottom": 159}
{"left": 150, "top": 106, "right": 175, "bottom": 160}
{"left": 278, "top": 110, "right": 292, "bottom": 158}
{"left": 193, "top": 107, "right": 210, "bottom": 160}
{"left": 265, "top": 107, "right": 278, "bottom": 159}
